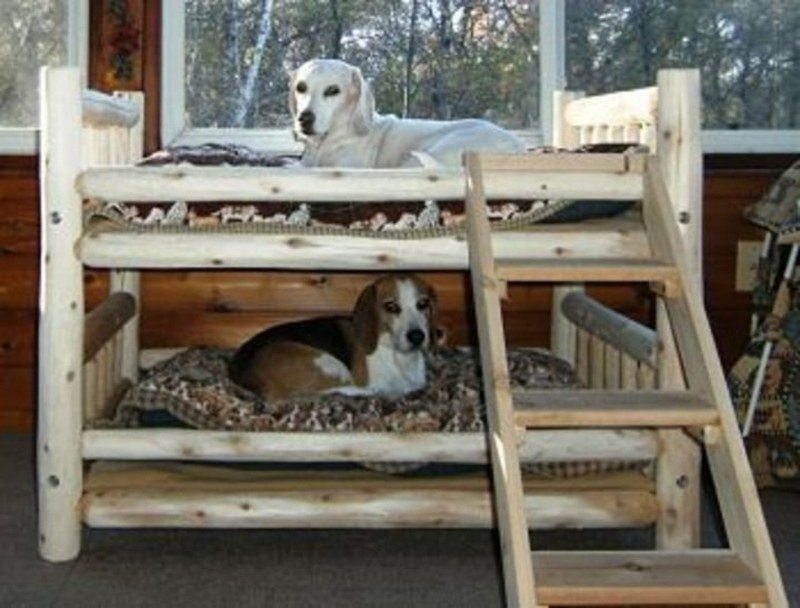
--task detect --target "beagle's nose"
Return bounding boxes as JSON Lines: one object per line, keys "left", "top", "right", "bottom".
{"left": 406, "top": 328, "right": 425, "bottom": 348}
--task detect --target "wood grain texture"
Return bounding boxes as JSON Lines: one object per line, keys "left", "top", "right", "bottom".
{"left": 0, "top": 158, "right": 793, "bottom": 430}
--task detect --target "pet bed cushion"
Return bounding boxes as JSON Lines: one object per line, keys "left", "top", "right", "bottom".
{"left": 110, "top": 346, "right": 576, "bottom": 432}
{"left": 103, "top": 347, "right": 646, "bottom": 476}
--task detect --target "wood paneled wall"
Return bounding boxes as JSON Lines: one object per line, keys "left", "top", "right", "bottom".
{"left": 0, "top": 155, "right": 785, "bottom": 430}
{"left": 1, "top": 157, "right": 39, "bottom": 430}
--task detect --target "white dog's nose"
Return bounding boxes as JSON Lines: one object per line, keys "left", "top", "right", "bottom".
{"left": 298, "top": 110, "right": 315, "bottom": 134}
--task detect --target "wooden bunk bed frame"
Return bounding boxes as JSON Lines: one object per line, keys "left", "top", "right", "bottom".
{"left": 38, "top": 67, "right": 786, "bottom": 606}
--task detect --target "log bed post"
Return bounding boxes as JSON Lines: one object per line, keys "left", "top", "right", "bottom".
{"left": 653, "top": 69, "right": 703, "bottom": 550}
{"left": 109, "top": 91, "right": 144, "bottom": 386}
{"left": 550, "top": 90, "right": 584, "bottom": 366}
{"left": 38, "top": 66, "right": 84, "bottom": 561}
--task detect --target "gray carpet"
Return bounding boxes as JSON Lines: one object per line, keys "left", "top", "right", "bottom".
{"left": 1, "top": 432, "right": 798, "bottom": 607}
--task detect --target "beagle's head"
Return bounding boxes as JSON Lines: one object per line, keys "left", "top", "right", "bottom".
{"left": 289, "top": 59, "right": 375, "bottom": 142}
{"left": 353, "top": 274, "right": 438, "bottom": 355}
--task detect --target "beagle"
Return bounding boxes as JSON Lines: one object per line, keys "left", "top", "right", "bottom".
{"left": 229, "top": 274, "right": 438, "bottom": 401}
{"left": 289, "top": 58, "right": 526, "bottom": 168}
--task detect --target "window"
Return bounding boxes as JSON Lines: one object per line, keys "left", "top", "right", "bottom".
{"left": 164, "top": 0, "right": 799, "bottom": 153}
{"left": 0, "top": 0, "right": 88, "bottom": 154}
{"left": 163, "top": 0, "right": 543, "bottom": 151}
{"left": 565, "top": 0, "right": 800, "bottom": 152}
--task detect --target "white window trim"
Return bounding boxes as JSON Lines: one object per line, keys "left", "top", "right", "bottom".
{"left": 0, "top": 0, "right": 89, "bottom": 155}
{"left": 163, "top": 0, "right": 798, "bottom": 155}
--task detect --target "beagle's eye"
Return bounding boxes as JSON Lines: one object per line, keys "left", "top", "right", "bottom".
{"left": 383, "top": 300, "right": 401, "bottom": 314}
{"left": 295, "top": 81, "right": 307, "bottom": 94}
{"left": 416, "top": 298, "right": 430, "bottom": 311}
{"left": 323, "top": 85, "right": 340, "bottom": 97}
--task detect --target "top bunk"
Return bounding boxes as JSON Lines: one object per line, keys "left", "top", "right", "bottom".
{"left": 40, "top": 67, "right": 701, "bottom": 273}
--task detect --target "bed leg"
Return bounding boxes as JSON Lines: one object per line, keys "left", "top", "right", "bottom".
{"left": 38, "top": 67, "right": 84, "bottom": 561}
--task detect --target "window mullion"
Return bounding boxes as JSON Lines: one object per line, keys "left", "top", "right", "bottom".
{"left": 539, "top": 0, "right": 565, "bottom": 145}
{"left": 162, "top": 0, "right": 187, "bottom": 146}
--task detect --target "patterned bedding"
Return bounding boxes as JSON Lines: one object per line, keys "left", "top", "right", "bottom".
{"left": 86, "top": 143, "right": 643, "bottom": 236}
{"left": 101, "top": 346, "right": 651, "bottom": 477}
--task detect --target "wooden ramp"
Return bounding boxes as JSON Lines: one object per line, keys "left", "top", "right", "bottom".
{"left": 464, "top": 151, "right": 787, "bottom": 607}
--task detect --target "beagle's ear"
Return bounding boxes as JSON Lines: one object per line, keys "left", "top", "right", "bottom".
{"left": 352, "top": 282, "right": 379, "bottom": 354}
{"left": 347, "top": 67, "right": 374, "bottom": 136}
{"left": 287, "top": 69, "right": 298, "bottom": 119}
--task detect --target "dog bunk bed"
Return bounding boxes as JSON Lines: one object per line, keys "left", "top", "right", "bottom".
{"left": 38, "top": 67, "right": 786, "bottom": 605}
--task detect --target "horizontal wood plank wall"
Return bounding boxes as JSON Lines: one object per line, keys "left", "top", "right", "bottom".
{"left": 0, "top": 160, "right": 786, "bottom": 430}
{"left": 0, "top": 157, "right": 39, "bottom": 430}
{"left": 703, "top": 170, "right": 777, "bottom": 366}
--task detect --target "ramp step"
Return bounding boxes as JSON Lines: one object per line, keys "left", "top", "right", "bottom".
{"left": 495, "top": 258, "right": 678, "bottom": 282}
{"left": 533, "top": 550, "right": 767, "bottom": 605}
{"left": 513, "top": 390, "right": 717, "bottom": 428}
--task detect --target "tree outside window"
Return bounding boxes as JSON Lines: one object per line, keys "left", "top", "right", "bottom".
{"left": 184, "top": 0, "right": 540, "bottom": 130}
{"left": 0, "top": 0, "right": 70, "bottom": 128}
{"left": 566, "top": 0, "right": 800, "bottom": 129}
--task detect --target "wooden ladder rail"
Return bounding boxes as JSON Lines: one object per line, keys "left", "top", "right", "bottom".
{"left": 464, "top": 151, "right": 787, "bottom": 607}
{"left": 644, "top": 158, "right": 788, "bottom": 607}
{"left": 464, "top": 153, "right": 538, "bottom": 608}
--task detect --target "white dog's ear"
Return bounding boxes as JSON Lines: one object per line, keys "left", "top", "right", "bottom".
{"left": 287, "top": 68, "right": 298, "bottom": 119}
{"left": 348, "top": 67, "right": 374, "bottom": 136}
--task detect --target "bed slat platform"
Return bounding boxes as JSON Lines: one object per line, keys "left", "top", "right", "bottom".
{"left": 37, "top": 66, "right": 787, "bottom": 606}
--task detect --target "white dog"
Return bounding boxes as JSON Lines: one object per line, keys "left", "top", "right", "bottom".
{"left": 289, "top": 59, "right": 527, "bottom": 168}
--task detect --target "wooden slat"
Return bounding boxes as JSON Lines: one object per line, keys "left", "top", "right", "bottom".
{"left": 82, "top": 428, "right": 661, "bottom": 464}
{"left": 81, "top": 463, "right": 657, "bottom": 531}
{"left": 474, "top": 152, "right": 644, "bottom": 173}
{"left": 512, "top": 390, "right": 717, "bottom": 428}
{"left": 533, "top": 550, "right": 767, "bottom": 605}
{"left": 496, "top": 259, "right": 678, "bottom": 283}
{"left": 78, "top": 216, "right": 651, "bottom": 270}
{"left": 76, "top": 165, "right": 644, "bottom": 202}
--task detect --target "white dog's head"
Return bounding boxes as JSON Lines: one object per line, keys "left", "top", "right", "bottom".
{"left": 289, "top": 59, "right": 375, "bottom": 142}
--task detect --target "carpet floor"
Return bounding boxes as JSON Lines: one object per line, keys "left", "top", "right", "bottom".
{"left": 1, "top": 432, "right": 797, "bottom": 607}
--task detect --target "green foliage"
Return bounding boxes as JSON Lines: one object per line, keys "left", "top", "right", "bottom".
{"left": 566, "top": 0, "right": 800, "bottom": 129}
{"left": 185, "top": 0, "right": 538, "bottom": 129}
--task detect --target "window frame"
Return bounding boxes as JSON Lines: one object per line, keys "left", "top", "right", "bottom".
{"left": 162, "top": 0, "right": 799, "bottom": 154}
{"left": 0, "top": 0, "right": 89, "bottom": 155}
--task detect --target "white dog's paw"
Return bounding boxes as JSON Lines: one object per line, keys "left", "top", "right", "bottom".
{"left": 405, "top": 151, "right": 443, "bottom": 169}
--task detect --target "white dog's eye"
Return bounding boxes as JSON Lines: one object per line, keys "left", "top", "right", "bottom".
{"left": 295, "top": 81, "right": 307, "bottom": 94}
{"left": 323, "top": 85, "right": 340, "bottom": 97}
{"left": 416, "top": 298, "right": 430, "bottom": 311}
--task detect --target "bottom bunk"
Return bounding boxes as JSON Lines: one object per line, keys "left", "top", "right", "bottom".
{"left": 78, "top": 291, "right": 699, "bottom": 536}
